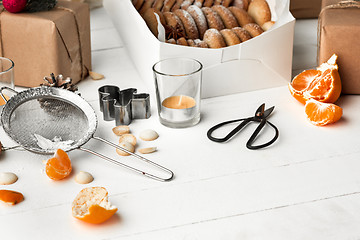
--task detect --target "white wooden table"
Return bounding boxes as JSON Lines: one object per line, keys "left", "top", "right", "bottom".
{"left": 1, "top": 7, "right": 359, "bottom": 240}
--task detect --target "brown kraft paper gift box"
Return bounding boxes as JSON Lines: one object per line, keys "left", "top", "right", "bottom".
{"left": 290, "top": 0, "right": 322, "bottom": 19}
{"left": 318, "top": 0, "right": 360, "bottom": 94}
{"left": 0, "top": 0, "right": 91, "bottom": 87}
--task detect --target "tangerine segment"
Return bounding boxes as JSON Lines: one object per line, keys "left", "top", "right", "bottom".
{"left": 0, "top": 94, "right": 9, "bottom": 106}
{"left": 72, "top": 187, "right": 117, "bottom": 224}
{"left": 45, "top": 149, "right": 72, "bottom": 180}
{"left": 305, "top": 99, "right": 343, "bottom": 126}
{"left": 0, "top": 190, "right": 24, "bottom": 205}
{"left": 289, "top": 54, "right": 341, "bottom": 104}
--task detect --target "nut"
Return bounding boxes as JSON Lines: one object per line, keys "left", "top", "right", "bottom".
{"left": 119, "top": 134, "right": 137, "bottom": 146}
{"left": 112, "top": 125, "right": 130, "bottom": 136}
{"left": 0, "top": 172, "right": 18, "bottom": 185}
{"left": 89, "top": 71, "right": 105, "bottom": 80}
{"left": 116, "top": 141, "right": 135, "bottom": 156}
{"left": 75, "top": 171, "right": 94, "bottom": 184}
{"left": 139, "top": 129, "right": 159, "bottom": 141}
{"left": 138, "top": 147, "right": 157, "bottom": 154}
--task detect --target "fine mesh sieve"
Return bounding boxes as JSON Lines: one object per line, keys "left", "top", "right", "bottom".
{"left": 0, "top": 86, "right": 173, "bottom": 181}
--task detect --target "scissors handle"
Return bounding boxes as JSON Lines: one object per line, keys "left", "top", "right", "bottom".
{"left": 246, "top": 120, "right": 279, "bottom": 150}
{"left": 207, "top": 118, "right": 252, "bottom": 142}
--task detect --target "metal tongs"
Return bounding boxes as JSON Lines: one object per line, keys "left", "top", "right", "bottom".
{"left": 207, "top": 103, "right": 279, "bottom": 150}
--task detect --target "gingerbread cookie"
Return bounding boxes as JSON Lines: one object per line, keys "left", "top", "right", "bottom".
{"left": 228, "top": 6, "right": 254, "bottom": 27}
{"left": 231, "top": 26, "right": 252, "bottom": 42}
{"left": 202, "top": 7, "right": 225, "bottom": 31}
{"left": 162, "top": 0, "right": 176, "bottom": 11}
{"left": 211, "top": 5, "right": 238, "bottom": 29}
{"left": 174, "top": 9, "right": 200, "bottom": 39}
{"left": 187, "top": 5, "right": 209, "bottom": 39}
{"left": 203, "top": 28, "right": 226, "bottom": 48}
{"left": 243, "top": 23, "right": 264, "bottom": 37}
{"left": 220, "top": 29, "right": 241, "bottom": 46}
{"left": 143, "top": 8, "right": 166, "bottom": 37}
{"left": 247, "top": 0, "right": 271, "bottom": 26}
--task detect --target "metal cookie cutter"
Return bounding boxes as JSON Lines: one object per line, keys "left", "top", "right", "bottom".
{"left": 98, "top": 85, "right": 151, "bottom": 125}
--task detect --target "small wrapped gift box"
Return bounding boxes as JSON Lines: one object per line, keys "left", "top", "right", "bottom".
{"left": 290, "top": 0, "right": 322, "bottom": 19}
{"left": 318, "top": 0, "right": 360, "bottom": 94}
{"left": 0, "top": 1, "right": 91, "bottom": 87}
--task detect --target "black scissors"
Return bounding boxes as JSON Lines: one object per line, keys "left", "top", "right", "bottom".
{"left": 207, "top": 103, "right": 279, "bottom": 150}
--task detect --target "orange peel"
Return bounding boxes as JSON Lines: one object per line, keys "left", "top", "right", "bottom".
{"left": 72, "top": 187, "right": 117, "bottom": 224}
{"left": 0, "top": 190, "right": 24, "bottom": 205}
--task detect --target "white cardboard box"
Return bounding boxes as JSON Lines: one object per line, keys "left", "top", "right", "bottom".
{"left": 104, "top": 0, "right": 295, "bottom": 98}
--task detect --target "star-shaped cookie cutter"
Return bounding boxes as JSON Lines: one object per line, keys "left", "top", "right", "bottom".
{"left": 98, "top": 85, "right": 151, "bottom": 125}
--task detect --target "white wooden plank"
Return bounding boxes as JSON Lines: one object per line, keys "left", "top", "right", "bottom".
{"left": 1, "top": 151, "right": 360, "bottom": 239}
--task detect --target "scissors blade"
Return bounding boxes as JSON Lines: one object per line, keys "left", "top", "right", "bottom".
{"left": 254, "top": 103, "right": 265, "bottom": 117}
{"left": 255, "top": 104, "right": 274, "bottom": 119}
{"left": 262, "top": 106, "right": 275, "bottom": 119}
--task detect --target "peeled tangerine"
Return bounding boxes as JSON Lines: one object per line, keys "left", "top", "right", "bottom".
{"left": 289, "top": 54, "right": 342, "bottom": 104}
{"left": 45, "top": 149, "right": 72, "bottom": 180}
{"left": 305, "top": 99, "right": 343, "bottom": 126}
{"left": 72, "top": 187, "right": 117, "bottom": 224}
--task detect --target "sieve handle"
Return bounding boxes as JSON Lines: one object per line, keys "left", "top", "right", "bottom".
{"left": 0, "top": 87, "right": 18, "bottom": 103}
{"left": 79, "top": 136, "right": 174, "bottom": 182}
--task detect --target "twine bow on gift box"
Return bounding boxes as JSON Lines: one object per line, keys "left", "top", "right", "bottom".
{"left": 317, "top": 0, "right": 360, "bottom": 64}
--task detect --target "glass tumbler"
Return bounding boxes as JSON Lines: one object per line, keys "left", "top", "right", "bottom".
{"left": 153, "top": 58, "right": 202, "bottom": 128}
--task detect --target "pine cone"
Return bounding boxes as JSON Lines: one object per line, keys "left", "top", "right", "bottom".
{"left": 25, "top": 0, "right": 57, "bottom": 12}
{"left": 41, "top": 73, "right": 78, "bottom": 92}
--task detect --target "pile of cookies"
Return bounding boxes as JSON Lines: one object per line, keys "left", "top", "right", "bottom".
{"left": 132, "top": 0, "right": 274, "bottom": 48}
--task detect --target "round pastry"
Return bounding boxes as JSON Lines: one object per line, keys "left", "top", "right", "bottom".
{"left": 203, "top": 28, "right": 226, "bottom": 48}
{"left": 194, "top": 39, "right": 209, "bottom": 48}
{"left": 220, "top": 29, "right": 241, "bottom": 46}
{"left": 247, "top": 0, "right": 271, "bottom": 26}
{"left": 180, "top": 0, "right": 195, "bottom": 9}
{"left": 174, "top": 9, "right": 200, "bottom": 39}
{"left": 152, "top": 0, "right": 165, "bottom": 10}
{"left": 202, "top": 0, "right": 214, "bottom": 8}
{"left": 243, "top": 23, "right": 264, "bottom": 37}
{"left": 166, "top": 38, "right": 176, "bottom": 44}
{"left": 201, "top": 7, "right": 225, "bottom": 31}
{"left": 187, "top": 5, "right": 209, "bottom": 39}
{"left": 193, "top": 0, "right": 204, "bottom": 8}
{"left": 134, "top": 0, "right": 145, "bottom": 10}
{"left": 139, "top": 0, "right": 156, "bottom": 15}
{"left": 262, "top": 20, "right": 275, "bottom": 31}
{"left": 161, "top": 0, "right": 176, "bottom": 12}
{"left": 162, "top": 0, "right": 176, "bottom": 12}
{"left": 231, "top": 0, "right": 249, "bottom": 10}
{"left": 221, "top": 0, "right": 233, "bottom": 7}
{"left": 213, "top": 0, "right": 222, "bottom": 5}
{"left": 143, "top": 8, "right": 166, "bottom": 37}
{"left": 171, "top": 0, "right": 184, "bottom": 11}
{"left": 187, "top": 39, "right": 196, "bottom": 46}
{"left": 228, "top": 6, "right": 254, "bottom": 27}
{"left": 164, "top": 11, "right": 186, "bottom": 35}
{"left": 177, "top": 37, "right": 189, "bottom": 46}
{"left": 231, "top": 26, "right": 252, "bottom": 42}
{"left": 211, "top": 5, "right": 238, "bottom": 29}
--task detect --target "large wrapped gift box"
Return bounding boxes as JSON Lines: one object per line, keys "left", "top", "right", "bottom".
{"left": 0, "top": 1, "right": 91, "bottom": 87}
{"left": 318, "top": 0, "right": 360, "bottom": 94}
{"left": 290, "top": 0, "right": 322, "bottom": 18}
